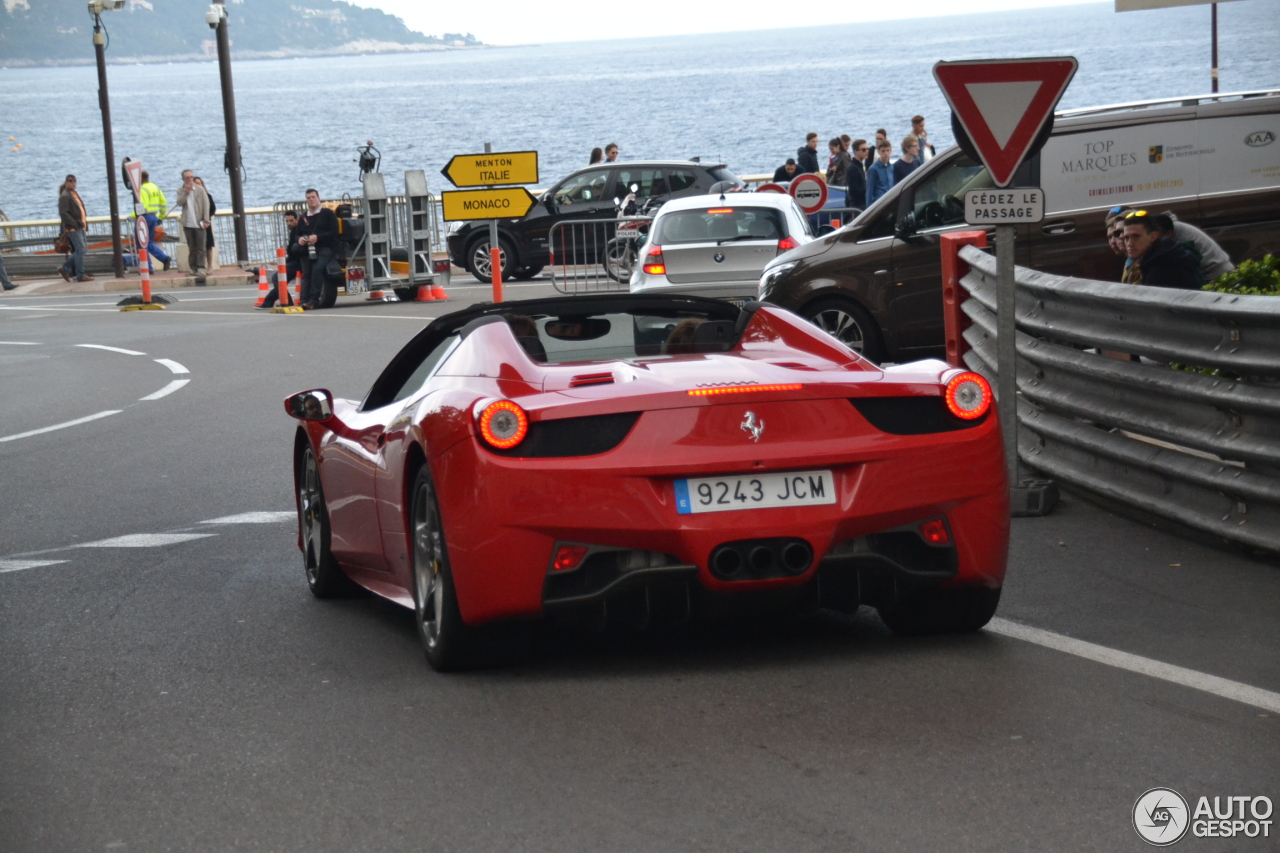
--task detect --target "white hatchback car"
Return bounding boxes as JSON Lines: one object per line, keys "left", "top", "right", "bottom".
{"left": 629, "top": 193, "right": 815, "bottom": 303}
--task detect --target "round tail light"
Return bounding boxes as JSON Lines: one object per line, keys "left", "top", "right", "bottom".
{"left": 944, "top": 372, "right": 992, "bottom": 420}
{"left": 477, "top": 400, "right": 529, "bottom": 449}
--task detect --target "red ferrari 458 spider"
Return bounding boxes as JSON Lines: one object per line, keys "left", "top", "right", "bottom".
{"left": 287, "top": 294, "right": 1008, "bottom": 669}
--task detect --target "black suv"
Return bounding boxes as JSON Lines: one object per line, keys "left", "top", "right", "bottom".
{"left": 446, "top": 160, "right": 741, "bottom": 282}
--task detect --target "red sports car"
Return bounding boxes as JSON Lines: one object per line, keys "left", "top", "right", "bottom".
{"left": 287, "top": 295, "right": 1008, "bottom": 670}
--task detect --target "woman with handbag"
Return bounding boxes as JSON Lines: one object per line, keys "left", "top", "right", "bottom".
{"left": 194, "top": 177, "right": 217, "bottom": 270}
{"left": 57, "top": 175, "right": 92, "bottom": 282}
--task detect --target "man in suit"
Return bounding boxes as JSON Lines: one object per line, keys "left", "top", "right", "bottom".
{"left": 176, "top": 169, "right": 210, "bottom": 277}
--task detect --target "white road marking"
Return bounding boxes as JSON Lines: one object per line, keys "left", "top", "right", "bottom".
{"left": 0, "top": 559, "right": 69, "bottom": 574}
{"left": 140, "top": 379, "right": 190, "bottom": 401}
{"left": 0, "top": 341, "right": 42, "bottom": 346}
{"left": 987, "top": 617, "right": 1280, "bottom": 714}
{"left": 200, "top": 511, "right": 295, "bottom": 524}
{"left": 76, "top": 533, "right": 215, "bottom": 548}
{"left": 154, "top": 358, "right": 189, "bottom": 374}
{"left": 1, "top": 305, "right": 432, "bottom": 321}
{"left": 76, "top": 344, "right": 146, "bottom": 356}
{"left": 0, "top": 410, "right": 121, "bottom": 443}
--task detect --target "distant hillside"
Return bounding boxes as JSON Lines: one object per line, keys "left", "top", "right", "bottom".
{"left": 0, "top": 0, "right": 481, "bottom": 66}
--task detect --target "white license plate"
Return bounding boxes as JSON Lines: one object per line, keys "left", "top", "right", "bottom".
{"left": 674, "top": 470, "right": 835, "bottom": 515}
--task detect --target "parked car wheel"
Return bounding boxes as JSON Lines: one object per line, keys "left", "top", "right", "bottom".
{"left": 802, "top": 297, "right": 886, "bottom": 363}
{"left": 466, "top": 236, "right": 515, "bottom": 284}
{"left": 877, "top": 586, "right": 1002, "bottom": 635}
{"left": 513, "top": 264, "right": 544, "bottom": 281}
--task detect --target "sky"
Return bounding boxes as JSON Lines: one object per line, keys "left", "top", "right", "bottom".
{"left": 345, "top": 0, "right": 1114, "bottom": 46}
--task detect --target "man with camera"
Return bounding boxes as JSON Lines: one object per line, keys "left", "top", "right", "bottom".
{"left": 297, "top": 189, "right": 338, "bottom": 310}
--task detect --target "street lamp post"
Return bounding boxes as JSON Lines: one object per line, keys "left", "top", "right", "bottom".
{"left": 206, "top": 1, "right": 248, "bottom": 264}
{"left": 89, "top": 0, "right": 126, "bottom": 280}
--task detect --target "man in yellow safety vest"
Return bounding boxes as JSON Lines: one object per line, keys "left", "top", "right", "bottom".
{"left": 133, "top": 170, "right": 172, "bottom": 272}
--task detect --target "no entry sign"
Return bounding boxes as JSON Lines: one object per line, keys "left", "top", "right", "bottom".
{"left": 933, "top": 57, "right": 1077, "bottom": 187}
{"left": 788, "top": 173, "right": 828, "bottom": 214}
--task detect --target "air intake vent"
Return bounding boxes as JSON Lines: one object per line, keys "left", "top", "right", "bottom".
{"left": 486, "top": 412, "right": 641, "bottom": 457}
{"left": 849, "top": 397, "right": 987, "bottom": 435}
{"left": 569, "top": 372, "right": 615, "bottom": 388}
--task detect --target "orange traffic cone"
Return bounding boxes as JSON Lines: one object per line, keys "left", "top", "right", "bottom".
{"left": 414, "top": 285, "right": 436, "bottom": 302}
{"left": 254, "top": 266, "right": 270, "bottom": 307}
{"left": 293, "top": 272, "right": 302, "bottom": 306}
{"left": 429, "top": 281, "right": 448, "bottom": 301}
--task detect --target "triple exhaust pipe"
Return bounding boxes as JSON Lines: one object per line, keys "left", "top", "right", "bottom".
{"left": 710, "top": 537, "right": 813, "bottom": 581}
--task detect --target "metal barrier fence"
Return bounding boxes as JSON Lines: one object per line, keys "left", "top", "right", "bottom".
{"left": 549, "top": 216, "right": 653, "bottom": 295}
{"left": 1, "top": 195, "right": 452, "bottom": 274}
{"left": 952, "top": 242, "right": 1280, "bottom": 554}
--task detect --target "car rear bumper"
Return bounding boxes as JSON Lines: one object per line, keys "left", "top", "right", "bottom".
{"left": 433, "top": 404, "right": 1009, "bottom": 625}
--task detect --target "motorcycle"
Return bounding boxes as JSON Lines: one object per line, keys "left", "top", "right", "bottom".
{"left": 603, "top": 184, "right": 660, "bottom": 283}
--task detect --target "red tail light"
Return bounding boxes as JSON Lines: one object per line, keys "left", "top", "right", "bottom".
{"left": 477, "top": 400, "right": 529, "bottom": 449}
{"left": 552, "top": 545, "right": 588, "bottom": 572}
{"left": 643, "top": 246, "right": 666, "bottom": 276}
{"left": 777, "top": 236, "right": 799, "bottom": 254}
{"left": 919, "top": 518, "right": 950, "bottom": 545}
{"left": 944, "top": 372, "right": 993, "bottom": 420}
{"left": 687, "top": 383, "right": 802, "bottom": 397}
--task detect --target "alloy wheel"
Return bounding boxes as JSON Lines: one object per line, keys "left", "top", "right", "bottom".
{"left": 412, "top": 480, "right": 445, "bottom": 650}
{"left": 812, "top": 308, "right": 866, "bottom": 352}
{"left": 300, "top": 451, "right": 325, "bottom": 586}
{"left": 471, "top": 242, "right": 507, "bottom": 279}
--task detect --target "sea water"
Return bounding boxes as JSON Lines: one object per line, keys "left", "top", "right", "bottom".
{"left": 0, "top": 0, "right": 1277, "bottom": 222}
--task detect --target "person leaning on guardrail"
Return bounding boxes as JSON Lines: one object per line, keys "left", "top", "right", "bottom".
{"left": 56, "top": 175, "right": 92, "bottom": 283}
{"left": 1122, "top": 211, "right": 1203, "bottom": 290}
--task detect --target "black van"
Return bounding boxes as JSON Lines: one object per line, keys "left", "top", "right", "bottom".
{"left": 446, "top": 160, "right": 741, "bottom": 283}
{"left": 760, "top": 90, "right": 1280, "bottom": 363}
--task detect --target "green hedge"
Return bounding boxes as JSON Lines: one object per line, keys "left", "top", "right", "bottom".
{"left": 1205, "top": 254, "right": 1280, "bottom": 296}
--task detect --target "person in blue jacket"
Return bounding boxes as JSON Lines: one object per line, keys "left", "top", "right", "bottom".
{"left": 866, "top": 139, "right": 895, "bottom": 207}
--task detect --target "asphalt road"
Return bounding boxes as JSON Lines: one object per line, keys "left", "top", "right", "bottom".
{"left": 1, "top": 281, "right": 1277, "bottom": 853}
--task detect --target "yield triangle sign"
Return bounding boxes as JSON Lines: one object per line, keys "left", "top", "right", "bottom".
{"left": 933, "top": 57, "right": 1077, "bottom": 187}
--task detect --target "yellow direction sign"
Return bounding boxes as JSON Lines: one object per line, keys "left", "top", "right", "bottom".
{"left": 441, "top": 187, "right": 538, "bottom": 222}
{"left": 441, "top": 151, "right": 539, "bottom": 188}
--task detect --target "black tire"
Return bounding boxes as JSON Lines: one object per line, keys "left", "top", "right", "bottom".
{"left": 409, "top": 464, "right": 529, "bottom": 671}
{"left": 603, "top": 238, "right": 637, "bottom": 283}
{"left": 802, "top": 297, "right": 886, "bottom": 363}
{"left": 318, "top": 276, "right": 339, "bottom": 309}
{"left": 393, "top": 286, "right": 418, "bottom": 303}
{"left": 876, "top": 586, "right": 1002, "bottom": 636}
{"left": 512, "top": 264, "right": 544, "bottom": 281}
{"left": 298, "top": 446, "right": 357, "bottom": 598}
{"left": 464, "top": 236, "right": 515, "bottom": 285}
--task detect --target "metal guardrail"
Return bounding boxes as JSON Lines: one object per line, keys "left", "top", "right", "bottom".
{"left": 953, "top": 243, "right": 1280, "bottom": 554}
{"left": 549, "top": 216, "right": 652, "bottom": 295}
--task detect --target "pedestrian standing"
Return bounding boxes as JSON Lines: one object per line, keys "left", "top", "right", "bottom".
{"left": 176, "top": 169, "right": 210, "bottom": 277}
{"left": 866, "top": 139, "right": 895, "bottom": 207}
{"left": 892, "top": 135, "right": 923, "bottom": 184}
{"left": 132, "top": 170, "right": 171, "bottom": 273}
{"left": 194, "top": 177, "right": 217, "bottom": 270}
{"left": 604, "top": 143, "right": 620, "bottom": 163}
{"left": 826, "top": 137, "right": 851, "bottom": 186}
{"left": 797, "top": 132, "right": 820, "bottom": 174}
{"left": 57, "top": 174, "right": 92, "bottom": 283}
{"left": 589, "top": 147, "right": 604, "bottom": 165}
{"left": 846, "top": 138, "right": 869, "bottom": 209}
{"left": 912, "top": 115, "right": 936, "bottom": 162}
{"left": 0, "top": 253, "right": 15, "bottom": 291}
{"left": 874, "top": 129, "right": 888, "bottom": 149}
{"left": 297, "top": 189, "right": 338, "bottom": 310}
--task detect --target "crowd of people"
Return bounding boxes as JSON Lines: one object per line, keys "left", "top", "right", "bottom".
{"left": 1104, "top": 206, "right": 1233, "bottom": 289}
{"left": 773, "top": 116, "right": 937, "bottom": 209}
{"left": 45, "top": 169, "right": 219, "bottom": 284}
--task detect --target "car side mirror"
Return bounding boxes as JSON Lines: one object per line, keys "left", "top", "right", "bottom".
{"left": 285, "top": 389, "right": 334, "bottom": 421}
{"left": 817, "top": 224, "right": 835, "bottom": 237}
{"left": 894, "top": 212, "right": 918, "bottom": 240}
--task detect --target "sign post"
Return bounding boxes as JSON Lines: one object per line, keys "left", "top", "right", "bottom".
{"left": 934, "top": 57, "right": 1076, "bottom": 515}
{"left": 441, "top": 146, "right": 541, "bottom": 304}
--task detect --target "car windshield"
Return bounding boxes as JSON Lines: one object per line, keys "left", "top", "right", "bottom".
{"left": 502, "top": 309, "right": 740, "bottom": 364}
{"left": 654, "top": 208, "right": 785, "bottom": 244}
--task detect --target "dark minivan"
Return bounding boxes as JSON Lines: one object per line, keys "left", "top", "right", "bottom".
{"left": 447, "top": 160, "right": 741, "bottom": 283}
{"left": 760, "top": 90, "right": 1280, "bottom": 363}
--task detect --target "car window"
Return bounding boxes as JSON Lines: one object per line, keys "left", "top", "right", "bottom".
{"left": 554, "top": 170, "right": 612, "bottom": 207}
{"left": 611, "top": 168, "right": 668, "bottom": 202}
{"left": 908, "top": 154, "right": 995, "bottom": 230}
{"left": 389, "top": 335, "right": 459, "bottom": 405}
{"left": 655, "top": 208, "right": 786, "bottom": 244}
{"left": 667, "top": 169, "right": 699, "bottom": 193}
{"left": 790, "top": 201, "right": 814, "bottom": 236}
{"left": 708, "top": 167, "right": 740, "bottom": 186}
{"left": 859, "top": 205, "right": 897, "bottom": 240}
